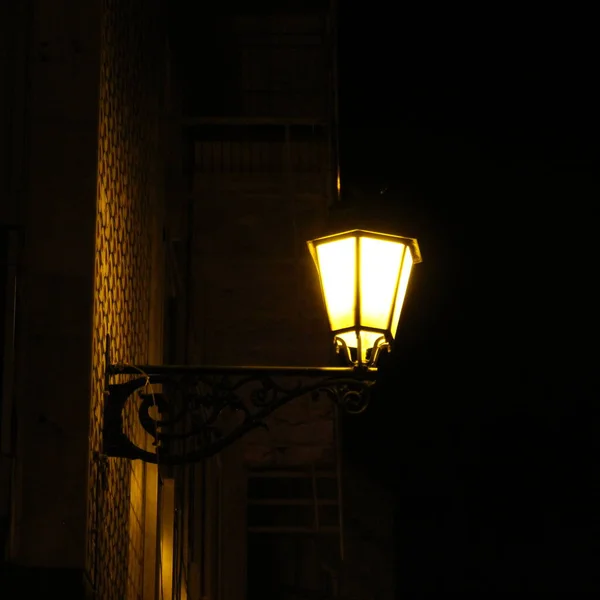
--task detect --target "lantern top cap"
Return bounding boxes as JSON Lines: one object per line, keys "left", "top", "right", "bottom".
{"left": 307, "top": 229, "right": 422, "bottom": 264}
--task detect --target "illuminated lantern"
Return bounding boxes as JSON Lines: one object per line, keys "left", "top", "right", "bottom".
{"left": 307, "top": 230, "right": 422, "bottom": 367}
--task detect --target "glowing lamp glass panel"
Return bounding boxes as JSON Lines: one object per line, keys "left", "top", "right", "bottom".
{"left": 391, "top": 249, "right": 414, "bottom": 337}
{"left": 315, "top": 237, "right": 356, "bottom": 331}
{"left": 359, "top": 237, "right": 405, "bottom": 331}
{"left": 308, "top": 229, "right": 421, "bottom": 366}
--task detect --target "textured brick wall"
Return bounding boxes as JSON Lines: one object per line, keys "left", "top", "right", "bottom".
{"left": 87, "top": 1, "right": 165, "bottom": 598}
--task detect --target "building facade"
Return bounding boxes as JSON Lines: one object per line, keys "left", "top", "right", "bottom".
{"left": 1, "top": 0, "right": 175, "bottom": 597}
{"left": 174, "top": 2, "right": 343, "bottom": 599}
{"left": 1, "top": 1, "right": 394, "bottom": 599}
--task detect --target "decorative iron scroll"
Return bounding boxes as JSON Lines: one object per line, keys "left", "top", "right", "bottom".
{"left": 103, "top": 361, "right": 377, "bottom": 465}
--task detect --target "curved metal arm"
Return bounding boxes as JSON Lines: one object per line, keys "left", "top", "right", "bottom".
{"left": 103, "top": 363, "right": 377, "bottom": 465}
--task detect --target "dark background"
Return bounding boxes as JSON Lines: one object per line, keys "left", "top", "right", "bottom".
{"left": 168, "top": 1, "right": 596, "bottom": 593}
{"left": 339, "top": 3, "right": 596, "bottom": 593}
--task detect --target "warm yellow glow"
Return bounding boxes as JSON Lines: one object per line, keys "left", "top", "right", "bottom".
{"left": 308, "top": 228, "right": 421, "bottom": 366}
{"left": 359, "top": 237, "right": 405, "bottom": 330}
{"left": 337, "top": 330, "right": 386, "bottom": 361}
{"left": 160, "top": 479, "right": 175, "bottom": 600}
{"left": 391, "top": 248, "right": 414, "bottom": 336}
{"left": 315, "top": 237, "right": 356, "bottom": 331}
{"left": 336, "top": 171, "right": 341, "bottom": 194}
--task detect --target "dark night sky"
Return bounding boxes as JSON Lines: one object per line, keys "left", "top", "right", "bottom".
{"left": 339, "top": 4, "right": 596, "bottom": 593}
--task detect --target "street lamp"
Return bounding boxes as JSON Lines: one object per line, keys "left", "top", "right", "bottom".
{"left": 307, "top": 229, "right": 421, "bottom": 368}
{"left": 103, "top": 229, "right": 421, "bottom": 465}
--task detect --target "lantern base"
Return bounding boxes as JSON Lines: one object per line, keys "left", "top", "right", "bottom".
{"left": 334, "top": 335, "right": 390, "bottom": 368}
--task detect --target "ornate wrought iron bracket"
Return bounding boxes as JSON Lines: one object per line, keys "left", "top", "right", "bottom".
{"left": 102, "top": 339, "right": 377, "bottom": 465}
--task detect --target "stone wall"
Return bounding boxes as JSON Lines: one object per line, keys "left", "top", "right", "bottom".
{"left": 189, "top": 128, "right": 335, "bottom": 600}
{"left": 2, "top": 1, "right": 170, "bottom": 598}
{"left": 88, "top": 1, "right": 167, "bottom": 598}
{"left": 182, "top": 5, "right": 339, "bottom": 599}
{"left": 9, "top": 0, "right": 103, "bottom": 582}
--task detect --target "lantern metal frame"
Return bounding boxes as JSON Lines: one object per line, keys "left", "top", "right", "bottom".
{"left": 307, "top": 229, "right": 422, "bottom": 368}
